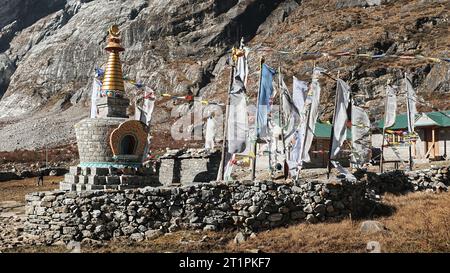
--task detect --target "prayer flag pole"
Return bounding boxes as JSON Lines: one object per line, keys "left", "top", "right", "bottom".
{"left": 380, "top": 88, "right": 389, "bottom": 173}
{"left": 251, "top": 57, "right": 265, "bottom": 181}
{"left": 327, "top": 72, "right": 340, "bottom": 179}
{"left": 405, "top": 72, "right": 414, "bottom": 171}
{"left": 297, "top": 88, "right": 312, "bottom": 179}
{"left": 278, "top": 66, "right": 288, "bottom": 179}
{"left": 217, "top": 50, "right": 236, "bottom": 181}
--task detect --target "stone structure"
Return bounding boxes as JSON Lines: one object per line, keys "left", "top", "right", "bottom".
{"left": 60, "top": 25, "right": 156, "bottom": 191}
{"left": 25, "top": 179, "right": 366, "bottom": 243}
{"left": 159, "top": 149, "right": 221, "bottom": 185}
{"left": 25, "top": 166, "right": 449, "bottom": 243}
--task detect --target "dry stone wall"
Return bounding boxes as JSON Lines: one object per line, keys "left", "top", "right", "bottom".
{"left": 24, "top": 166, "right": 449, "bottom": 244}
{"left": 24, "top": 179, "right": 365, "bottom": 243}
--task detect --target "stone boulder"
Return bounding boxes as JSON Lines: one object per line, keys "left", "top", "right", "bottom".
{"left": 360, "top": 221, "right": 388, "bottom": 234}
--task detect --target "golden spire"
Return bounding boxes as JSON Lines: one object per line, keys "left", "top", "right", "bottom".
{"left": 101, "top": 25, "right": 125, "bottom": 95}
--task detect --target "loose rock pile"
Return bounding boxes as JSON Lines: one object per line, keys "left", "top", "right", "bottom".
{"left": 364, "top": 166, "right": 449, "bottom": 195}
{"left": 0, "top": 201, "right": 41, "bottom": 250}
{"left": 406, "top": 166, "right": 449, "bottom": 192}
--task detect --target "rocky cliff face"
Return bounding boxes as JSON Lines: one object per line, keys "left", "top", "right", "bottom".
{"left": 0, "top": 0, "right": 448, "bottom": 151}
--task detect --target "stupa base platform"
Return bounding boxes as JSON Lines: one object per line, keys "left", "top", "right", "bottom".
{"left": 60, "top": 166, "right": 160, "bottom": 191}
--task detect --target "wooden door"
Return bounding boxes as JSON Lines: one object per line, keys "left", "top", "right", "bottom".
{"left": 424, "top": 127, "right": 439, "bottom": 159}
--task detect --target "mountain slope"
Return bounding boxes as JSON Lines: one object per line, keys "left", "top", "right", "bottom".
{"left": 0, "top": 0, "right": 448, "bottom": 151}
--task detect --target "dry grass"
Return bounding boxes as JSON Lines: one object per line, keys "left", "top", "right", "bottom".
{"left": 227, "top": 191, "right": 450, "bottom": 253}
{"left": 0, "top": 177, "right": 61, "bottom": 202}
{"left": 0, "top": 144, "right": 78, "bottom": 165}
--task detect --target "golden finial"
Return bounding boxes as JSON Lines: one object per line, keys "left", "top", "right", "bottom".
{"left": 101, "top": 25, "right": 125, "bottom": 95}
{"left": 105, "top": 24, "right": 124, "bottom": 53}
{"left": 109, "top": 25, "right": 120, "bottom": 37}
{"left": 231, "top": 47, "right": 245, "bottom": 63}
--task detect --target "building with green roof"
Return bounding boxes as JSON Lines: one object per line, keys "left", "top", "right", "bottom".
{"left": 375, "top": 111, "right": 450, "bottom": 162}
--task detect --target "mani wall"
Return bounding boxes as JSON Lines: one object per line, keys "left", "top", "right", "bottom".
{"left": 24, "top": 166, "right": 449, "bottom": 244}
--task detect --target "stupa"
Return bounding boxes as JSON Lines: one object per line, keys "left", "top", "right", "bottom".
{"left": 60, "top": 25, "right": 158, "bottom": 191}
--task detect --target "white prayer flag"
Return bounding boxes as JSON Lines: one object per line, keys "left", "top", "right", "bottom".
{"left": 300, "top": 69, "right": 322, "bottom": 163}
{"left": 205, "top": 116, "right": 217, "bottom": 150}
{"left": 227, "top": 46, "right": 249, "bottom": 154}
{"left": 227, "top": 72, "right": 248, "bottom": 154}
{"left": 135, "top": 89, "right": 155, "bottom": 127}
{"left": 293, "top": 77, "right": 307, "bottom": 114}
{"left": 330, "top": 79, "right": 351, "bottom": 160}
{"left": 236, "top": 47, "right": 249, "bottom": 87}
{"left": 280, "top": 77, "right": 302, "bottom": 141}
{"left": 405, "top": 74, "right": 417, "bottom": 133}
{"left": 90, "top": 79, "right": 101, "bottom": 118}
{"left": 384, "top": 85, "right": 397, "bottom": 128}
{"left": 351, "top": 105, "right": 371, "bottom": 167}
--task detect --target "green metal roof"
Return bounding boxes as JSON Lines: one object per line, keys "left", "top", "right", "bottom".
{"left": 377, "top": 113, "right": 410, "bottom": 130}
{"left": 426, "top": 111, "right": 450, "bottom": 127}
{"left": 314, "top": 122, "right": 351, "bottom": 139}
{"left": 314, "top": 122, "right": 332, "bottom": 138}
{"left": 377, "top": 111, "right": 450, "bottom": 129}
{"left": 273, "top": 114, "right": 351, "bottom": 139}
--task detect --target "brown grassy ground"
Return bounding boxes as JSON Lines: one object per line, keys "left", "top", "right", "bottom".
{"left": 4, "top": 190, "right": 449, "bottom": 253}
{"left": 0, "top": 177, "right": 61, "bottom": 202}
{"left": 227, "top": 192, "right": 450, "bottom": 253}
{"left": 0, "top": 144, "right": 78, "bottom": 165}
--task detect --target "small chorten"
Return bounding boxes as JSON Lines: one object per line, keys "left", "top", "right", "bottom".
{"left": 61, "top": 25, "right": 155, "bottom": 192}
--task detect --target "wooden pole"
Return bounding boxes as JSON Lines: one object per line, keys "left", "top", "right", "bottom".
{"left": 251, "top": 57, "right": 265, "bottom": 181}
{"left": 45, "top": 145, "right": 48, "bottom": 168}
{"left": 278, "top": 67, "right": 288, "bottom": 179}
{"left": 327, "top": 79, "right": 339, "bottom": 179}
{"left": 432, "top": 127, "right": 436, "bottom": 159}
{"left": 297, "top": 89, "right": 313, "bottom": 179}
{"left": 268, "top": 105, "right": 273, "bottom": 177}
{"left": 380, "top": 128, "right": 386, "bottom": 173}
{"left": 405, "top": 72, "right": 414, "bottom": 171}
{"left": 380, "top": 88, "right": 390, "bottom": 173}
{"left": 216, "top": 56, "right": 235, "bottom": 181}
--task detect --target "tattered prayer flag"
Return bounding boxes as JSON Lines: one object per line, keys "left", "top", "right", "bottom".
{"left": 288, "top": 130, "right": 302, "bottom": 176}
{"left": 286, "top": 77, "right": 308, "bottom": 173}
{"left": 330, "top": 79, "right": 351, "bottom": 160}
{"left": 205, "top": 116, "right": 216, "bottom": 150}
{"left": 228, "top": 85, "right": 247, "bottom": 153}
{"left": 405, "top": 74, "right": 417, "bottom": 133}
{"left": 135, "top": 89, "right": 155, "bottom": 127}
{"left": 384, "top": 85, "right": 397, "bottom": 128}
{"left": 351, "top": 105, "right": 371, "bottom": 167}
{"left": 227, "top": 50, "right": 249, "bottom": 154}
{"left": 300, "top": 69, "right": 322, "bottom": 163}
{"left": 280, "top": 77, "right": 299, "bottom": 140}
{"left": 90, "top": 78, "right": 101, "bottom": 118}
{"left": 257, "top": 64, "right": 276, "bottom": 139}
{"left": 293, "top": 77, "right": 307, "bottom": 114}
{"left": 236, "top": 47, "right": 249, "bottom": 87}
